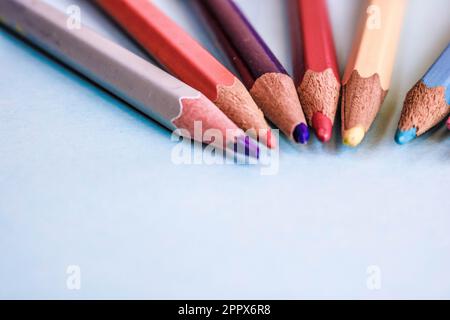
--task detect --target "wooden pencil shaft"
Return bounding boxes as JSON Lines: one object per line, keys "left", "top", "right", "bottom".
{"left": 196, "top": 0, "right": 287, "bottom": 82}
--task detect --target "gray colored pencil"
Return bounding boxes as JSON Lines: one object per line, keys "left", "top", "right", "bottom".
{"left": 0, "top": 0, "right": 258, "bottom": 155}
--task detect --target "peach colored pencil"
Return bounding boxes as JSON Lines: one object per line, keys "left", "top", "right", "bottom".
{"left": 341, "top": 0, "right": 407, "bottom": 147}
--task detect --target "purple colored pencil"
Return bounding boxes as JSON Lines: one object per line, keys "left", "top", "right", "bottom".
{"left": 193, "top": 0, "right": 309, "bottom": 144}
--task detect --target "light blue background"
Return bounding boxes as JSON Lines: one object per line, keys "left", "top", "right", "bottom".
{"left": 0, "top": 0, "right": 449, "bottom": 299}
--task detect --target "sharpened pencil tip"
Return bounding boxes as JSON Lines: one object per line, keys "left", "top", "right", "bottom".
{"left": 293, "top": 123, "right": 310, "bottom": 144}
{"left": 395, "top": 128, "right": 416, "bottom": 145}
{"left": 235, "top": 135, "right": 260, "bottom": 159}
{"left": 343, "top": 126, "right": 365, "bottom": 147}
{"left": 312, "top": 112, "right": 333, "bottom": 143}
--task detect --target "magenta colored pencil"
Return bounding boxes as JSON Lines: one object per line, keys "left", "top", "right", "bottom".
{"left": 193, "top": 0, "right": 309, "bottom": 144}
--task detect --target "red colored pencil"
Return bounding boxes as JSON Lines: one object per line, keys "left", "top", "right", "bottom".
{"left": 290, "top": 0, "right": 340, "bottom": 142}
{"left": 96, "top": 0, "right": 274, "bottom": 148}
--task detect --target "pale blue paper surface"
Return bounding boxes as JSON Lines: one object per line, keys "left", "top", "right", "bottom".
{"left": 0, "top": 0, "right": 449, "bottom": 299}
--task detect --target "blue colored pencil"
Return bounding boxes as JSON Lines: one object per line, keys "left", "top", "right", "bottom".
{"left": 396, "top": 43, "right": 450, "bottom": 144}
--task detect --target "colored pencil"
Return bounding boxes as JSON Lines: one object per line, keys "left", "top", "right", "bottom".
{"left": 447, "top": 117, "right": 450, "bottom": 130}
{"left": 95, "top": 0, "right": 274, "bottom": 148}
{"left": 396, "top": 44, "right": 450, "bottom": 144}
{"left": 192, "top": 0, "right": 310, "bottom": 144}
{"left": 289, "top": 0, "right": 340, "bottom": 143}
{"left": 341, "top": 0, "right": 406, "bottom": 147}
{"left": 0, "top": 0, "right": 259, "bottom": 157}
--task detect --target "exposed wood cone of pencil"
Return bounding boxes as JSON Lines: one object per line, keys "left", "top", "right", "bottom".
{"left": 96, "top": 0, "right": 275, "bottom": 148}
